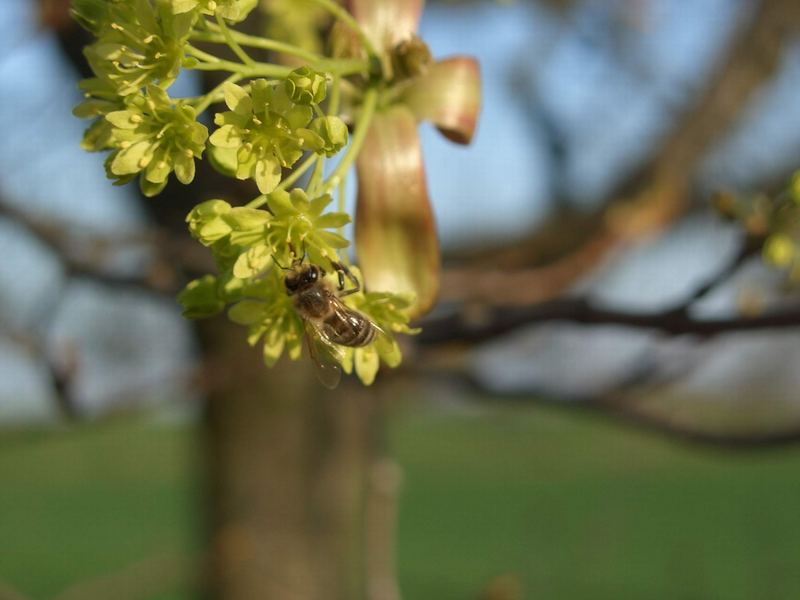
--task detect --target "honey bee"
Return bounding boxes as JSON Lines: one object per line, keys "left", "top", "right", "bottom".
{"left": 284, "top": 259, "right": 380, "bottom": 388}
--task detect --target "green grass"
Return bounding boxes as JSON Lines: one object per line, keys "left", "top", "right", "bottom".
{"left": 0, "top": 421, "right": 202, "bottom": 599}
{"left": 2, "top": 403, "right": 800, "bottom": 599}
{"left": 390, "top": 404, "right": 800, "bottom": 599}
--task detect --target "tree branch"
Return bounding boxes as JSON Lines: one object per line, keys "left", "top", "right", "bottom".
{"left": 418, "top": 370, "right": 800, "bottom": 450}
{"left": 419, "top": 296, "right": 800, "bottom": 345}
{"left": 0, "top": 198, "right": 214, "bottom": 295}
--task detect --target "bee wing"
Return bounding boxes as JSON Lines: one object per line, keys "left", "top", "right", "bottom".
{"left": 305, "top": 321, "right": 344, "bottom": 389}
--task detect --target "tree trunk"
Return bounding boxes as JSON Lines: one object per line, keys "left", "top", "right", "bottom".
{"left": 199, "top": 318, "right": 393, "bottom": 599}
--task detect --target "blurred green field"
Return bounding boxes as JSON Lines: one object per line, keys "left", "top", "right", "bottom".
{"left": 2, "top": 403, "right": 800, "bottom": 599}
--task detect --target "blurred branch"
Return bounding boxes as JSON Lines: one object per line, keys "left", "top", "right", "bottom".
{"left": 0, "top": 325, "right": 79, "bottom": 419}
{"left": 676, "top": 236, "right": 759, "bottom": 307}
{"left": 440, "top": 229, "right": 618, "bottom": 305}
{"left": 419, "top": 371, "right": 800, "bottom": 450}
{"left": 0, "top": 199, "right": 172, "bottom": 293}
{"left": 427, "top": 234, "right": 774, "bottom": 343}
{"left": 419, "top": 297, "right": 800, "bottom": 345}
{"left": 603, "top": 404, "right": 800, "bottom": 449}
{"left": 446, "top": 0, "right": 800, "bottom": 307}
{"left": 0, "top": 197, "right": 213, "bottom": 295}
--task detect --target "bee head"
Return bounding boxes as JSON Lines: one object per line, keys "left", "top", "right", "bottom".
{"left": 284, "top": 263, "right": 323, "bottom": 294}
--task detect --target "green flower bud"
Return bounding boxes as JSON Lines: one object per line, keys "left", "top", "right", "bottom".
{"left": 308, "top": 116, "right": 348, "bottom": 157}
{"left": 764, "top": 234, "right": 795, "bottom": 268}
{"left": 233, "top": 242, "right": 272, "bottom": 278}
{"left": 178, "top": 275, "right": 226, "bottom": 319}
{"left": 285, "top": 66, "right": 327, "bottom": 105}
{"left": 187, "top": 199, "right": 233, "bottom": 245}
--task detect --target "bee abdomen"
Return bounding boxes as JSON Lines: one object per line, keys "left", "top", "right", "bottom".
{"left": 324, "top": 312, "right": 376, "bottom": 347}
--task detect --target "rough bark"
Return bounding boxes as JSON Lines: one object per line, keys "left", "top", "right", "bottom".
{"left": 200, "top": 318, "right": 381, "bottom": 599}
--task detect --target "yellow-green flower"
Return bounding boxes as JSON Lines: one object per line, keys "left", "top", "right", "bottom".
{"left": 79, "top": 0, "right": 193, "bottom": 96}
{"left": 170, "top": 0, "right": 257, "bottom": 22}
{"left": 264, "top": 189, "right": 350, "bottom": 267}
{"left": 104, "top": 85, "right": 208, "bottom": 196}
{"left": 209, "top": 80, "right": 312, "bottom": 193}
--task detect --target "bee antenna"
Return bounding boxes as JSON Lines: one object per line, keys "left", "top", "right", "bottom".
{"left": 272, "top": 255, "right": 290, "bottom": 270}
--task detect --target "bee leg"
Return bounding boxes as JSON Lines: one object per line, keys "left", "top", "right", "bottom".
{"left": 331, "top": 261, "right": 361, "bottom": 296}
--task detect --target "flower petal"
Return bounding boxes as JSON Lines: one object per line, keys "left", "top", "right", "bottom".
{"left": 401, "top": 57, "right": 481, "bottom": 144}
{"left": 254, "top": 157, "right": 282, "bottom": 193}
{"left": 347, "top": 0, "right": 424, "bottom": 51}
{"left": 223, "top": 82, "right": 252, "bottom": 115}
{"left": 209, "top": 123, "right": 243, "bottom": 149}
{"left": 355, "top": 105, "right": 439, "bottom": 318}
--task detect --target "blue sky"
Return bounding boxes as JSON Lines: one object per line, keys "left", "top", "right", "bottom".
{"left": 2, "top": 0, "right": 800, "bottom": 420}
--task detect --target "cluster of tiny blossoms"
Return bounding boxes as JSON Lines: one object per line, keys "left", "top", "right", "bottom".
{"left": 72, "top": 0, "right": 416, "bottom": 384}
{"left": 716, "top": 171, "right": 800, "bottom": 282}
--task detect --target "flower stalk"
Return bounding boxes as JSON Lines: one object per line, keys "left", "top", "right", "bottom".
{"left": 71, "top": 0, "right": 481, "bottom": 385}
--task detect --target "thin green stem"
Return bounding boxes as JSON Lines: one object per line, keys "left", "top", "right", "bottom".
{"left": 193, "top": 73, "right": 241, "bottom": 113}
{"left": 314, "top": 58, "right": 370, "bottom": 77}
{"left": 338, "top": 174, "right": 347, "bottom": 214}
{"left": 244, "top": 153, "right": 319, "bottom": 208}
{"left": 329, "top": 75, "right": 342, "bottom": 116}
{"left": 337, "top": 78, "right": 363, "bottom": 104}
{"left": 185, "top": 44, "right": 220, "bottom": 64}
{"left": 244, "top": 194, "right": 268, "bottom": 209}
{"left": 185, "top": 45, "right": 366, "bottom": 79}
{"left": 215, "top": 12, "right": 254, "bottom": 66}
{"left": 185, "top": 53, "right": 292, "bottom": 79}
{"left": 279, "top": 153, "right": 318, "bottom": 191}
{"left": 192, "top": 27, "right": 322, "bottom": 63}
{"left": 322, "top": 86, "right": 378, "bottom": 193}
{"left": 307, "top": 0, "right": 379, "bottom": 59}
{"left": 308, "top": 155, "right": 326, "bottom": 196}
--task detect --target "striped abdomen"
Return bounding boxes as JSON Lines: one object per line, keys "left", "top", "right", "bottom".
{"left": 321, "top": 309, "right": 377, "bottom": 347}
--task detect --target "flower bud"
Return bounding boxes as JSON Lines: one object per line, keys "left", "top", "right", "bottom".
{"left": 764, "top": 234, "right": 795, "bottom": 268}
{"left": 186, "top": 199, "right": 233, "bottom": 245}
{"left": 309, "top": 116, "right": 348, "bottom": 157}
{"left": 285, "top": 66, "right": 327, "bottom": 105}
{"left": 178, "top": 276, "right": 225, "bottom": 319}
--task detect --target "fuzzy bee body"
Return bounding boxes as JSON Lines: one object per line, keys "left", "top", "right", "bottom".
{"left": 285, "top": 262, "right": 378, "bottom": 349}
{"left": 292, "top": 281, "right": 377, "bottom": 347}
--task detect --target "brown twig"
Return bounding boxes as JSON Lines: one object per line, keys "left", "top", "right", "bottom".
{"left": 0, "top": 200, "right": 177, "bottom": 293}
{"left": 419, "top": 296, "right": 800, "bottom": 345}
